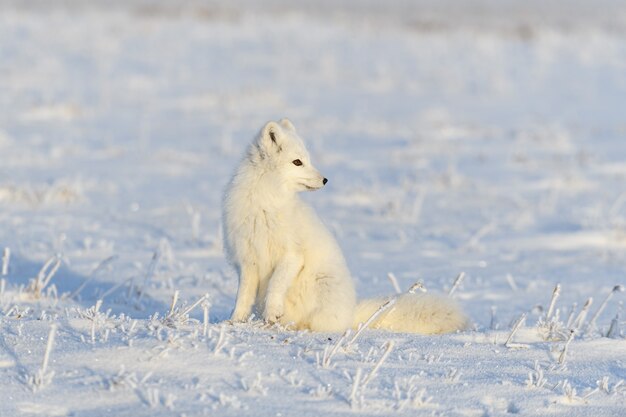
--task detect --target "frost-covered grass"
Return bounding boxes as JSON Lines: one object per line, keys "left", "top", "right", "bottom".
{"left": 1, "top": 1, "right": 626, "bottom": 416}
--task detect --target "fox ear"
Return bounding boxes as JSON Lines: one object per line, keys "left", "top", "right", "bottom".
{"left": 279, "top": 118, "right": 295, "bottom": 131}
{"left": 260, "top": 121, "right": 282, "bottom": 153}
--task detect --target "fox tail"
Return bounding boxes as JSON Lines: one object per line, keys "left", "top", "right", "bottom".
{"left": 354, "top": 292, "right": 469, "bottom": 334}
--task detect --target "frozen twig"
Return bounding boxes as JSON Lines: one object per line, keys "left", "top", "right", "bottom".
{"left": 586, "top": 285, "right": 624, "bottom": 333}
{"left": 75, "top": 299, "right": 117, "bottom": 344}
{"left": 505, "top": 273, "right": 518, "bottom": 291}
{"left": 70, "top": 255, "right": 118, "bottom": 299}
{"left": 573, "top": 298, "right": 593, "bottom": 331}
{"left": 27, "top": 255, "right": 62, "bottom": 298}
{"left": 448, "top": 272, "right": 466, "bottom": 296}
{"left": 137, "top": 250, "right": 160, "bottom": 303}
{"left": 597, "top": 376, "right": 624, "bottom": 395}
{"left": 185, "top": 203, "right": 202, "bottom": 242}
{"left": 408, "top": 280, "right": 427, "bottom": 294}
{"left": 158, "top": 238, "right": 175, "bottom": 270}
{"left": 168, "top": 290, "right": 180, "bottom": 316}
{"left": 27, "top": 324, "right": 57, "bottom": 391}
{"left": 91, "top": 300, "right": 103, "bottom": 343}
{"left": 565, "top": 302, "right": 578, "bottom": 329}
{"left": 409, "top": 189, "right": 426, "bottom": 224}
{"left": 361, "top": 341, "right": 394, "bottom": 390}
{"left": 467, "top": 221, "right": 497, "bottom": 248}
{"left": 490, "top": 306, "right": 498, "bottom": 330}
{"left": 609, "top": 191, "right": 626, "bottom": 219}
{"left": 348, "top": 368, "right": 362, "bottom": 409}
{"left": 387, "top": 273, "right": 402, "bottom": 294}
{"left": 322, "top": 329, "right": 351, "bottom": 368}
{"left": 41, "top": 324, "right": 57, "bottom": 375}
{"left": 1, "top": 247, "right": 10, "bottom": 276}
{"left": 181, "top": 295, "right": 208, "bottom": 317}
{"left": 162, "top": 293, "right": 208, "bottom": 328}
{"left": 556, "top": 379, "right": 580, "bottom": 402}
{"left": 606, "top": 314, "right": 621, "bottom": 338}
{"left": 213, "top": 325, "right": 228, "bottom": 356}
{"left": 202, "top": 295, "right": 211, "bottom": 338}
{"left": 526, "top": 361, "right": 548, "bottom": 389}
{"left": 558, "top": 330, "right": 576, "bottom": 364}
{"left": 346, "top": 298, "right": 397, "bottom": 347}
{"left": 445, "top": 368, "right": 462, "bottom": 383}
{"left": 393, "top": 378, "right": 435, "bottom": 410}
{"left": 40, "top": 256, "right": 62, "bottom": 291}
{"left": 546, "top": 284, "right": 561, "bottom": 321}
{"left": 99, "top": 276, "right": 135, "bottom": 300}
{"left": 505, "top": 313, "right": 528, "bottom": 348}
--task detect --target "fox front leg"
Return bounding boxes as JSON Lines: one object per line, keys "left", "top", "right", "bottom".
{"left": 231, "top": 264, "right": 259, "bottom": 322}
{"left": 264, "top": 252, "right": 303, "bottom": 323}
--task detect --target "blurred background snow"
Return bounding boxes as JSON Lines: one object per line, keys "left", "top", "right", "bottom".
{"left": 1, "top": 1, "right": 626, "bottom": 415}
{"left": 1, "top": 0, "right": 625, "bottom": 318}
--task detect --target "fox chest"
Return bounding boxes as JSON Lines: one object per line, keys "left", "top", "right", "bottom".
{"left": 241, "top": 209, "right": 291, "bottom": 277}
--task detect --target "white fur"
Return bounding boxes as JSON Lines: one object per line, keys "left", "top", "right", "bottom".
{"left": 223, "top": 119, "right": 469, "bottom": 334}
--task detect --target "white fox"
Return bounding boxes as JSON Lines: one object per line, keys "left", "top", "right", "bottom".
{"left": 222, "top": 119, "right": 468, "bottom": 333}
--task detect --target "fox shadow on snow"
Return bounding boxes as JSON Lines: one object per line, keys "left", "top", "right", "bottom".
{"left": 4, "top": 254, "right": 170, "bottom": 319}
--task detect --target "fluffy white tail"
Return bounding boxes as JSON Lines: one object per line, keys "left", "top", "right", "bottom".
{"left": 354, "top": 293, "right": 469, "bottom": 334}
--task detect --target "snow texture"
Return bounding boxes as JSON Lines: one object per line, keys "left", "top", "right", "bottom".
{"left": 1, "top": 1, "right": 625, "bottom": 416}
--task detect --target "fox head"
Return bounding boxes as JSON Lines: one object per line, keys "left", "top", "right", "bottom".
{"left": 250, "top": 119, "right": 327, "bottom": 194}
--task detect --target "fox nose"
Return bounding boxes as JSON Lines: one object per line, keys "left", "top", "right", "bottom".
{"left": 323, "top": 178, "right": 328, "bottom": 185}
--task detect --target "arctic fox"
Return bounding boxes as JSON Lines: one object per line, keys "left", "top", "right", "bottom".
{"left": 222, "top": 119, "right": 468, "bottom": 334}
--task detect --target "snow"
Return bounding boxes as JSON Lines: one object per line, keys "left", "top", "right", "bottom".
{"left": 1, "top": 1, "right": 626, "bottom": 415}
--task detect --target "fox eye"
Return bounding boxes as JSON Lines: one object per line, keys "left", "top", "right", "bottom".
{"left": 292, "top": 159, "right": 303, "bottom": 166}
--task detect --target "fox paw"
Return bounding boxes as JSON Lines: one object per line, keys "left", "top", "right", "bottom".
{"left": 263, "top": 301, "right": 284, "bottom": 324}
{"left": 230, "top": 309, "right": 251, "bottom": 323}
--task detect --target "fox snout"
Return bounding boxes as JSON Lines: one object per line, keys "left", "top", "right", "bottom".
{"left": 300, "top": 174, "right": 327, "bottom": 191}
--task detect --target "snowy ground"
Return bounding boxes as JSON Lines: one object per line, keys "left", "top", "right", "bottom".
{"left": 1, "top": 1, "right": 626, "bottom": 416}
